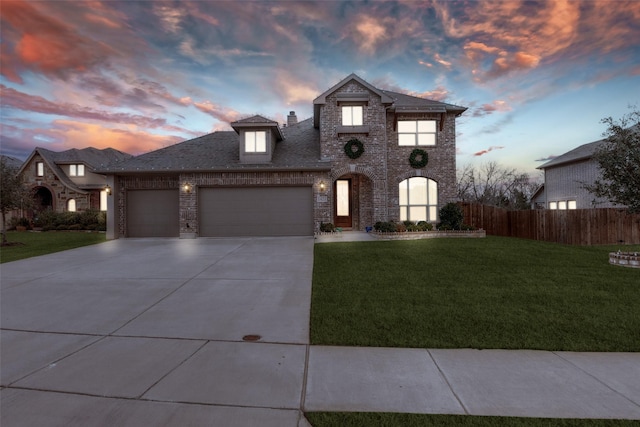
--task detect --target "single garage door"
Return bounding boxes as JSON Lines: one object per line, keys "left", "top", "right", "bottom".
{"left": 199, "top": 187, "right": 313, "bottom": 237}
{"left": 127, "top": 189, "right": 179, "bottom": 237}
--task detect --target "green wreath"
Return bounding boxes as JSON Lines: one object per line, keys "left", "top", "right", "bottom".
{"left": 344, "top": 138, "right": 364, "bottom": 159}
{"left": 409, "top": 148, "right": 428, "bottom": 168}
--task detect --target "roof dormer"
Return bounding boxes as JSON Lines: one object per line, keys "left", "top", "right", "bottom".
{"left": 231, "top": 115, "right": 284, "bottom": 164}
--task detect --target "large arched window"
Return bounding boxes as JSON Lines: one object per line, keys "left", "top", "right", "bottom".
{"left": 67, "top": 199, "right": 76, "bottom": 212}
{"left": 399, "top": 177, "right": 438, "bottom": 222}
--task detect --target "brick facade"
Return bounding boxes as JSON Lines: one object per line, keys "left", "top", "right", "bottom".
{"left": 105, "top": 74, "right": 466, "bottom": 238}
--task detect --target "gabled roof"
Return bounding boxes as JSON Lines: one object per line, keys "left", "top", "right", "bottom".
{"left": 313, "top": 73, "right": 467, "bottom": 127}
{"left": 18, "top": 147, "right": 132, "bottom": 193}
{"left": 0, "top": 155, "right": 23, "bottom": 169}
{"left": 231, "top": 114, "right": 284, "bottom": 141}
{"left": 99, "top": 118, "right": 329, "bottom": 174}
{"left": 537, "top": 124, "right": 639, "bottom": 170}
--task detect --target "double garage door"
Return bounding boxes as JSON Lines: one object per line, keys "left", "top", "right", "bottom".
{"left": 127, "top": 187, "right": 312, "bottom": 237}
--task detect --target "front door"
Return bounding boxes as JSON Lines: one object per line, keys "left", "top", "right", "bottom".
{"left": 334, "top": 179, "right": 352, "bottom": 228}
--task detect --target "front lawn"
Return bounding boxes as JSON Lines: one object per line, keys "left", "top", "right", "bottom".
{"left": 311, "top": 236, "right": 640, "bottom": 351}
{"left": 0, "top": 231, "right": 106, "bottom": 263}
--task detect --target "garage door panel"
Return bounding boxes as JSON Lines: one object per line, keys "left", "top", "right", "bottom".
{"left": 127, "top": 190, "right": 179, "bottom": 237}
{"left": 199, "top": 187, "right": 312, "bottom": 237}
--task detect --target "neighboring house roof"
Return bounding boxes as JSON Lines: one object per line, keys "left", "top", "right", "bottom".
{"left": 536, "top": 138, "right": 604, "bottom": 170}
{"left": 19, "top": 147, "right": 132, "bottom": 193}
{"left": 99, "top": 118, "right": 329, "bottom": 174}
{"left": 0, "top": 155, "right": 23, "bottom": 169}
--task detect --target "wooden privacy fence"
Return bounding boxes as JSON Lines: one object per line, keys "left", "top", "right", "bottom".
{"left": 460, "top": 203, "right": 640, "bottom": 245}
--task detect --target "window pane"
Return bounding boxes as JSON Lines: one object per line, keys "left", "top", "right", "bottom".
{"left": 418, "top": 120, "right": 436, "bottom": 132}
{"left": 400, "top": 206, "right": 407, "bottom": 221}
{"left": 67, "top": 199, "right": 76, "bottom": 212}
{"left": 336, "top": 180, "right": 349, "bottom": 216}
{"left": 255, "top": 131, "right": 266, "bottom": 152}
{"left": 342, "top": 106, "right": 352, "bottom": 125}
{"left": 398, "top": 134, "right": 415, "bottom": 146}
{"left": 398, "top": 181, "right": 407, "bottom": 205}
{"left": 409, "top": 206, "right": 426, "bottom": 222}
{"left": 418, "top": 133, "right": 436, "bottom": 145}
{"left": 558, "top": 201, "right": 567, "bottom": 210}
{"left": 549, "top": 202, "right": 557, "bottom": 210}
{"left": 568, "top": 200, "right": 577, "bottom": 209}
{"left": 100, "top": 190, "right": 108, "bottom": 211}
{"left": 408, "top": 177, "right": 427, "bottom": 204}
{"left": 245, "top": 132, "right": 255, "bottom": 152}
{"left": 428, "top": 179, "right": 438, "bottom": 205}
{"left": 352, "top": 106, "right": 363, "bottom": 125}
{"left": 70, "top": 165, "right": 77, "bottom": 176}
{"left": 398, "top": 121, "right": 416, "bottom": 132}
{"left": 37, "top": 162, "right": 44, "bottom": 176}
{"left": 78, "top": 164, "right": 85, "bottom": 176}
{"left": 429, "top": 206, "right": 437, "bottom": 221}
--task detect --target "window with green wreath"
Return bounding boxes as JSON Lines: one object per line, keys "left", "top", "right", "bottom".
{"left": 342, "top": 106, "right": 363, "bottom": 126}
{"left": 399, "top": 177, "right": 438, "bottom": 221}
{"left": 398, "top": 120, "right": 436, "bottom": 146}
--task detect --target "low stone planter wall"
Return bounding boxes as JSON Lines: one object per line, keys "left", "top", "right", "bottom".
{"left": 609, "top": 251, "right": 640, "bottom": 268}
{"left": 373, "top": 229, "right": 486, "bottom": 241}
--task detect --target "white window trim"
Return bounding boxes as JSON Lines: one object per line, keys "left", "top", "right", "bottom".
{"left": 398, "top": 120, "right": 437, "bottom": 146}
{"left": 342, "top": 105, "right": 364, "bottom": 126}
{"left": 399, "top": 177, "right": 438, "bottom": 222}
{"left": 245, "top": 131, "right": 267, "bottom": 153}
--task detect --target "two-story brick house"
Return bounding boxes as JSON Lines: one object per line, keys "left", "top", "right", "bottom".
{"left": 101, "top": 74, "right": 466, "bottom": 238}
{"left": 18, "top": 147, "right": 132, "bottom": 215}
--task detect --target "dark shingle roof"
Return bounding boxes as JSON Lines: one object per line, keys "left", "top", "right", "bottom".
{"left": 381, "top": 90, "right": 467, "bottom": 115}
{"left": 100, "top": 118, "right": 328, "bottom": 174}
{"left": 537, "top": 139, "right": 604, "bottom": 169}
{"left": 1, "top": 155, "right": 23, "bottom": 169}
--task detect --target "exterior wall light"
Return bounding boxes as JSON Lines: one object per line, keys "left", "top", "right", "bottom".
{"left": 105, "top": 185, "right": 112, "bottom": 196}
{"left": 183, "top": 183, "right": 192, "bottom": 193}
{"left": 319, "top": 181, "right": 326, "bottom": 192}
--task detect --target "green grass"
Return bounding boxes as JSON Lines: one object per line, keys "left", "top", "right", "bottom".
{"left": 0, "top": 231, "right": 106, "bottom": 263}
{"left": 311, "top": 236, "right": 640, "bottom": 351}
{"left": 305, "top": 413, "right": 638, "bottom": 426}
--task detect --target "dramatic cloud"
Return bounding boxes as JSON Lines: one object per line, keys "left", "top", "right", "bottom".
{"left": 193, "top": 100, "right": 242, "bottom": 125}
{"left": 473, "top": 100, "right": 512, "bottom": 117}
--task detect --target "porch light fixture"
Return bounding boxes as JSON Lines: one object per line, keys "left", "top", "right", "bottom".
{"left": 105, "top": 185, "right": 112, "bottom": 196}
{"left": 319, "top": 181, "right": 326, "bottom": 192}
{"left": 183, "top": 183, "right": 192, "bottom": 193}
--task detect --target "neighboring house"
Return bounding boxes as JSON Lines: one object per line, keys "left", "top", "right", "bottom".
{"left": 536, "top": 136, "right": 624, "bottom": 210}
{"left": 100, "top": 73, "right": 466, "bottom": 239}
{"left": 18, "top": 147, "right": 132, "bottom": 216}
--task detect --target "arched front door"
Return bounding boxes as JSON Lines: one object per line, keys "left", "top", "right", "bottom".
{"left": 33, "top": 186, "right": 53, "bottom": 212}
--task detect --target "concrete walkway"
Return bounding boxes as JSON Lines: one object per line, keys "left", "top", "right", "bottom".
{"left": 1, "top": 235, "right": 639, "bottom": 426}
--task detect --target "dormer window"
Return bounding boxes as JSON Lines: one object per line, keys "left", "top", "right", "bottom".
{"left": 245, "top": 131, "right": 267, "bottom": 153}
{"left": 398, "top": 120, "right": 436, "bottom": 146}
{"left": 69, "top": 164, "right": 85, "bottom": 176}
{"left": 342, "top": 106, "right": 363, "bottom": 126}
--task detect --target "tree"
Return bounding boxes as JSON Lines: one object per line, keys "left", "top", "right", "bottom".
{"left": 585, "top": 109, "right": 640, "bottom": 213}
{"left": 457, "top": 161, "right": 541, "bottom": 210}
{"left": 0, "top": 158, "right": 31, "bottom": 245}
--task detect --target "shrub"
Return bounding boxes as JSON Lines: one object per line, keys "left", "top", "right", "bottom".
{"left": 439, "top": 202, "right": 464, "bottom": 230}
{"left": 320, "top": 222, "right": 336, "bottom": 232}
{"left": 417, "top": 221, "right": 433, "bottom": 231}
{"left": 374, "top": 221, "right": 398, "bottom": 233}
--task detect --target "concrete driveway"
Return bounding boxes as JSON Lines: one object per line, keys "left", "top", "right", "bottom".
{"left": 1, "top": 237, "right": 314, "bottom": 427}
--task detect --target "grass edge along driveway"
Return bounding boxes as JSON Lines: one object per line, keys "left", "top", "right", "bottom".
{"left": 0, "top": 231, "right": 106, "bottom": 264}
{"left": 311, "top": 236, "right": 640, "bottom": 352}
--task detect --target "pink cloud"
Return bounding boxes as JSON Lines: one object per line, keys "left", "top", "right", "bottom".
{"left": 474, "top": 146, "right": 505, "bottom": 157}
{"left": 473, "top": 100, "right": 511, "bottom": 117}
{"left": 193, "top": 100, "right": 242, "bottom": 124}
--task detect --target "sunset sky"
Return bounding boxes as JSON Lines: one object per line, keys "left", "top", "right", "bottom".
{"left": 1, "top": 0, "right": 639, "bottom": 175}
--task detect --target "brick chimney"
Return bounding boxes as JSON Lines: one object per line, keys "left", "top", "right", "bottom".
{"left": 287, "top": 111, "right": 298, "bottom": 127}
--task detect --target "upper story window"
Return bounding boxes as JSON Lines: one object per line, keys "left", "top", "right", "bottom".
{"left": 398, "top": 120, "right": 436, "bottom": 146}
{"left": 342, "top": 106, "right": 363, "bottom": 126}
{"left": 69, "top": 164, "right": 85, "bottom": 176}
{"left": 245, "top": 131, "right": 267, "bottom": 153}
{"left": 36, "top": 162, "right": 44, "bottom": 176}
